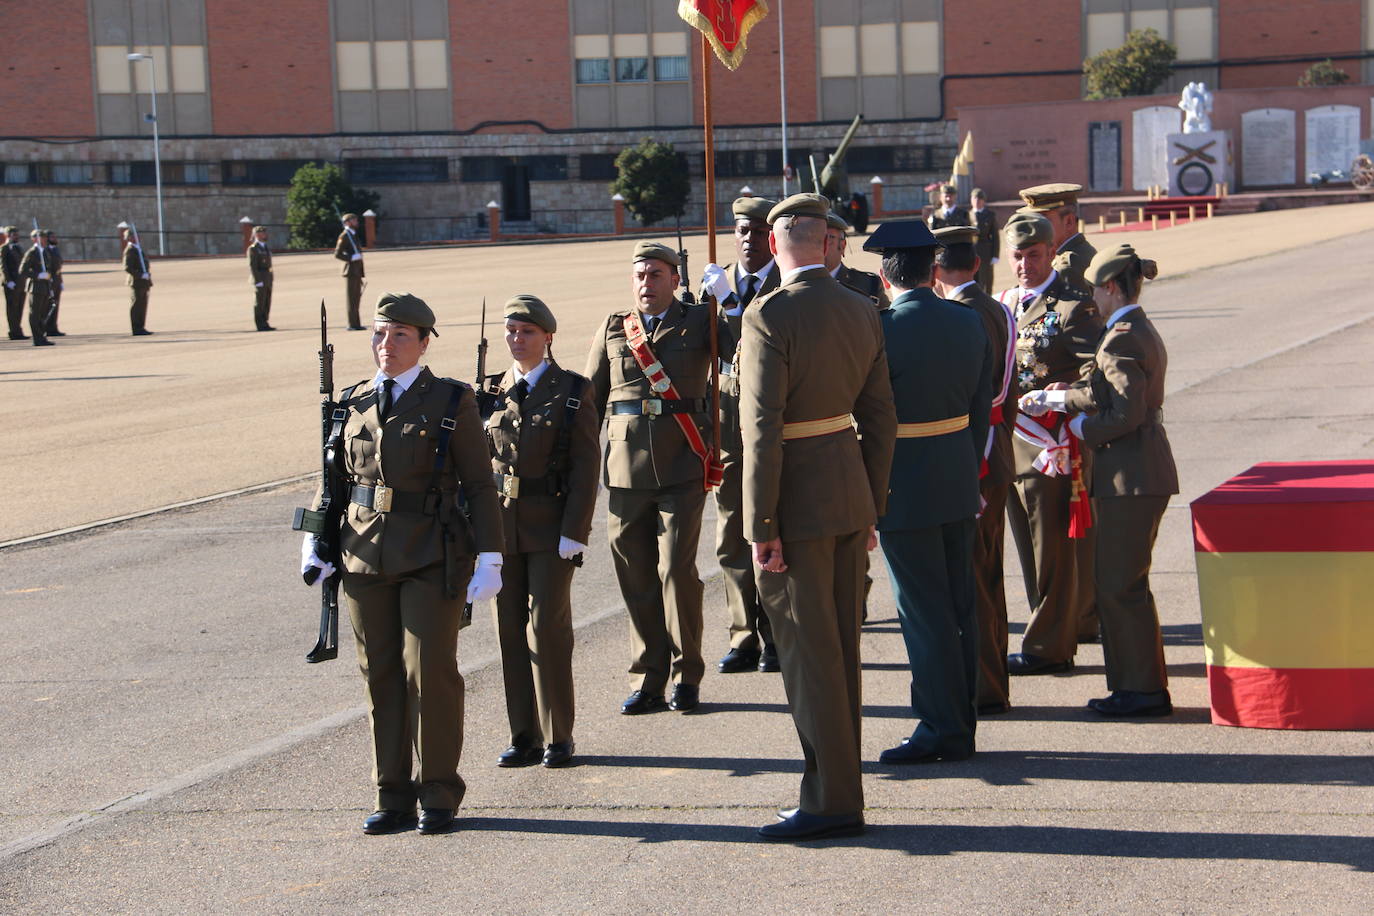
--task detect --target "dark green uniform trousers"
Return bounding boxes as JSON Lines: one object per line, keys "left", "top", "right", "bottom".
{"left": 1094, "top": 495, "right": 1169, "bottom": 693}
{"left": 495, "top": 550, "right": 576, "bottom": 748}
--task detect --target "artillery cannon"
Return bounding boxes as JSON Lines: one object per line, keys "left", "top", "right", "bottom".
{"left": 809, "top": 113, "right": 865, "bottom": 207}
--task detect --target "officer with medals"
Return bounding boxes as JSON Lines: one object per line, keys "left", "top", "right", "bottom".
{"left": 699, "top": 196, "right": 780, "bottom": 675}
{"left": 584, "top": 241, "right": 733, "bottom": 715}
{"left": 931, "top": 225, "right": 1018, "bottom": 714}
{"left": 1019, "top": 245, "right": 1178, "bottom": 717}
{"left": 486, "top": 295, "right": 600, "bottom": 768}
{"left": 300, "top": 293, "right": 504, "bottom": 835}
{"left": 825, "top": 211, "right": 889, "bottom": 309}
{"left": 1000, "top": 213, "right": 1102, "bottom": 678}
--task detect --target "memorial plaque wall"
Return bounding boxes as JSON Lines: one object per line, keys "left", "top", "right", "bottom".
{"left": 1241, "top": 108, "right": 1296, "bottom": 188}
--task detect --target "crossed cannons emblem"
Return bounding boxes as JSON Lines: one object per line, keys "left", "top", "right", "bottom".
{"left": 1173, "top": 139, "right": 1218, "bottom": 166}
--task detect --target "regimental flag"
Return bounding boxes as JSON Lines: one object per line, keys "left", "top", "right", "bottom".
{"left": 1191, "top": 461, "right": 1374, "bottom": 730}
{"left": 678, "top": 0, "right": 769, "bottom": 71}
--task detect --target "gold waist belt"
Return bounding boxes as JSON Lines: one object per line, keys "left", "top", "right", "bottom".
{"left": 781, "top": 414, "right": 854, "bottom": 440}
{"left": 896, "top": 414, "right": 970, "bottom": 438}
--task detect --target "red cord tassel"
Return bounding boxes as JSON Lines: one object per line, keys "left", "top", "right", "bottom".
{"left": 1067, "top": 436, "right": 1093, "bottom": 538}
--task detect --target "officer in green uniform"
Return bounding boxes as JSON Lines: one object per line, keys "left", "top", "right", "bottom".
{"left": 825, "top": 212, "right": 889, "bottom": 309}
{"left": 928, "top": 183, "right": 971, "bottom": 230}
{"left": 247, "top": 225, "right": 274, "bottom": 331}
{"left": 301, "top": 292, "right": 504, "bottom": 835}
{"left": 3, "top": 227, "right": 26, "bottom": 340}
{"left": 970, "top": 189, "right": 1000, "bottom": 293}
{"left": 122, "top": 228, "right": 153, "bottom": 336}
{"left": 44, "top": 230, "right": 65, "bottom": 337}
{"left": 334, "top": 213, "right": 366, "bottom": 330}
{"left": 585, "top": 241, "right": 733, "bottom": 715}
{"left": 18, "top": 229, "right": 55, "bottom": 346}
{"left": 486, "top": 294, "right": 601, "bottom": 769}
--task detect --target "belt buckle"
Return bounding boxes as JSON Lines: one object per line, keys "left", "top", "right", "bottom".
{"left": 372, "top": 484, "right": 393, "bottom": 512}
{"left": 501, "top": 474, "right": 521, "bottom": 499}
{"left": 642, "top": 398, "right": 662, "bottom": 417}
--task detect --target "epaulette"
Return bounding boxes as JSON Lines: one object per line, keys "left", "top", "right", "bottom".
{"left": 436, "top": 376, "right": 473, "bottom": 391}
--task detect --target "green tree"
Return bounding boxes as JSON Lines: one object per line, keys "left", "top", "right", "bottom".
{"left": 610, "top": 138, "right": 690, "bottom": 227}
{"left": 1083, "top": 28, "right": 1178, "bottom": 100}
{"left": 285, "top": 162, "right": 381, "bottom": 249}
{"left": 1298, "top": 59, "right": 1350, "bottom": 87}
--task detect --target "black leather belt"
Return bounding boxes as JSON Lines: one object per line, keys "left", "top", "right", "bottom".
{"left": 610, "top": 397, "right": 707, "bottom": 417}
{"left": 351, "top": 484, "right": 439, "bottom": 514}
{"left": 493, "top": 471, "right": 561, "bottom": 499}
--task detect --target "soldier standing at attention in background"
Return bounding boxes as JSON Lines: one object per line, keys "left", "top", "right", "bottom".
{"left": 971, "top": 189, "right": 1000, "bottom": 293}
{"left": 825, "top": 212, "right": 889, "bottom": 309}
{"left": 700, "top": 196, "right": 780, "bottom": 675}
{"left": 248, "top": 225, "right": 275, "bottom": 331}
{"left": 742, "top": 194, "right": 896, "bottom": 842}
{"left": 585, "top": 242, "right": 733, "bottom": 716}
{"left": 19, "top": 228, "right": 55, "bottom": 346}
{"left": 123, "top": 227, "right": 153, "bottom": 337}
{"left": 300, "top": 293, "right": 504, "bottom": 836}
{"left": 3, "top": 227, "right": 26, "bottom": 340}
{"left": 44, "top": 230, "right": 65, "bottom": 337}
{"left": 928, "top": 183, "right": 971, "bottom": 231}
{"left": 932, "top": 225, "right": 1019, "bottom": 714}
{"left": 335, "top": 213, "right": 366, "bottom": 331}
{"left": 487, "top": 295, "right": 600, "bottom": 770}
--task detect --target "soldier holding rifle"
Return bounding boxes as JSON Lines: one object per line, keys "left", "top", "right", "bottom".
{"left": 3, "top": 226, "right": 25, "bottom": 340}
{"left": 18, "top": 227, "right": 55, "bottom": 346}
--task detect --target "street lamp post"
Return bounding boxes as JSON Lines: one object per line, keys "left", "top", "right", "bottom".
{"left": 127, "top": 52, "right": 166, "bottom": 256}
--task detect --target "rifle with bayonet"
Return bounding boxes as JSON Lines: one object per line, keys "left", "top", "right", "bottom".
{"left": 675, "top": 214, "right": 694, "bottom": 305}
{"left": 291, "top": 301, "right": 344, "bottom": 662}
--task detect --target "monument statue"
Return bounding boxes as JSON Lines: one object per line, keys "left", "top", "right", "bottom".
{"left": 1179, "top": 82, "right": 1214, "bottom": 134}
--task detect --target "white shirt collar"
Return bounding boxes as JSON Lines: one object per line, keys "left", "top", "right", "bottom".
{"left": 1056, "top": 233, "right": 1082, "bottom": 254}
{"left": 736, "top": 259, "right": 775, "bottom": 284}
{"left": 1107, "top": 303, "right": 1141, "bottom": 325}
{"left": 1022, "top": 269, "right": 1059, "bottom": 301}
{"left": 782, "top": 262, "right": 826, "bottom": 285}
{"left": 829, "top": 264, "right": 842, "bottom": 278}
{"left": 950, "top": 280, "right": 978, "bottom": 296}
{"left": 511, "top": 359, "right": 549, "bottom": 389}
{"left": 373, "top": 363, "right": 424, "bottom": 394}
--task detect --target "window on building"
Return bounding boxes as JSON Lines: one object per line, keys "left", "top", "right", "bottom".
{"left": 571, "top": 0, "right": 693, "bottom": 129}
{"left": 713, "top": 149, "right": 785, "bottom": 179}
{"left": 345, "top": 158, "right": 449, "bottom": 184}
{"left": 1087, "top": 2, "right": 1216, "bottom": 62}
{"left": 615, "top": 57, "right": 649, "bottom": 81}
{"left": 818, "top": 8, "right": 943, "bottom": 120}
{"left": 525, "top": 156, "right": 570, "bottom": 181}
{"left": 575, "top": 34, "right": 611, "bottom": 84}
{"left": 576, "top": 58, "right": 611, "bottom": 83}
{"left": 652, "top": 31, "right": 689, "bottom": 81}
{"left": 109, "top": 161, "right": 211, "bottom": 185}
{"left": 0, "top": 163, "right": 98, "bottom": 185}
{"left": 223, "top": 159, "right": 323, "bottom": 185}
{"left": 462, "top": 157, "right": 505, "bottom": 182}
{"left": 580, "top": 154, "right": 620, "bottom": 181}
{"left": 331, "top": 1, "right": 452, "bottom": 133}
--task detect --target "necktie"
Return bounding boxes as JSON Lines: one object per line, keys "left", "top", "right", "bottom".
{"left": 513, "top": 378, "right": 530, "bottom": 405}
{"left": 1018, "top": 292, "right": 1036, "bottom": 319}
{"left": 644, "top": 316, "right": 657, "bottom": 335}
{"left": 378, "top": 378, "right": 395, "bottom": 421}
{"left": 740, "top": 274, "right": 758, "bottom": 306}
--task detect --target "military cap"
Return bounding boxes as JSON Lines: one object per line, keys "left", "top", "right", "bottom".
{"left": 2, "top": 226, "right": 15, "bottom": 235}
{"left": 732, "top": 196, "right": 776, "bottom": 222}
{"left": 825, "top": 211, "right": 851, "bottom": 233}
{"left": 767, "top": 193, "right": 831, "bottom": 224}
{"left": 374, "top": 291, "right": 438, "bottom": 336}
{"left": 939, "top": 183, "right": 956, "bottom": 194}
{"left": 504, "top": 293, "right": 556, "bottom": 333}
{"left": 861, "top": 219, "right": 940, "bottom": 254}
{"left": 1003, "top": 211, "right": 1054, "bottom": 249}
{"left": 252, "top": 225, "right": 268, "bottom": 234}
{"left": 342, "top": 212, "right": 359, "bottom": 222}
{"left": 1017, "top": 182, "right": 1083, "bottom": 212}
{"left": 632, "top": 240, "right": 680, "bottom": 268}
{"left": 1084, "top": 243, "right": 1159, "bottom": 288}
{"left": 30, "top": 228, "right": 41, "bottom": 238}
{"left": 971, "top": 187, "right": 986, "bottom": 199}
{"left": 932, "top": 225, "right": 979, "bottom": 247}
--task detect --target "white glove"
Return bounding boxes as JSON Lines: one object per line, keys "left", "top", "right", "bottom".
{"left": 5, "top": 281, "right": 13, "bottom": 289}
{"left": 992, "top": 257, "right": 1000, "bottom": 265}
{"left": 466, "top": 551, "right": 504, "bottom": 602}
{"left": 141, "top": 272, "right": 150, "bottom": 280}
{"left": 350, "top": 253, "right": 362, "bottom": 261}
{"left": 1068, "top": 414, "right": 1087, "bottom": 440}
{"left": 255, "top": 281, "right": 264, "bottom": 288}
{"left": 1018, "top": 391, "right": 1053, "bottom": 417}
{"left": 700, "top": 262, "right": 731, "bottom": 303}
{"left": 299, "top": 534, "right": 336, "bottom": 586}
{"left": 37, "top": 271, "right": 50, "bottom": 280}
{"left": 558, "top": 537, "right": 587, "bottom": 561}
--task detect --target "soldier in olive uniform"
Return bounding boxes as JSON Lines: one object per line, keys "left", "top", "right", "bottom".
{"left": 928, "top": 183, "right": 971, "bottom": 231}
{"left": 584, "top": 241, "right": 733, "bottom": 715}
{"left": 44, "top": 231, "right": 65, "bottom": 337}
{"left": 3, "top": 226, "right": 26, "bottom": 340}
{"left": 334, "top": 213, "right": 366, "bottom": 330}
{"left": 486, "top": 295, "right": 600, "bottom": 769}
{"left": 123, "top": 228, "right": 153, "bottom": 336}
{"left": 825, "top": 212, "right": 889, "bottom": 309}
{"left": 971, "top": 189, "right": 1000, "bottom": 293}
{"left": 932, "top": 225, "right": 1018, "bottom": 713}
{"left": 248, "top": 225, "right": 274, "bottom": 331}
{"left": 743, "top": 194, "right": 896, "bottom": 842}
{"left": 1000, "top": 213, "right": 1102, "bottom": 676}
{"left": 1021, "top": 245, "right": 1177, "bottom": 718}
{"left": 19, "top": 229, "right": 55, "bottom": 346}
{"left": 699, "top": 197, "right": 779, "bottom": 674}
{"left": 300, "top": 293, "right": 504, "bottom": 836}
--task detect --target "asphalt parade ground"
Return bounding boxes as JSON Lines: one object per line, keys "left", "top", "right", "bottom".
{"left": 2, "top": 204, "right": 1373, "bottom": 912}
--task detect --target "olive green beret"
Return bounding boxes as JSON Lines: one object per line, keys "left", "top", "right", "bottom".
{"left": 768, "top": 192, "right": 831, "bottom": 224}
{"left": 732, "top": 196, "right": 776, "bottom": 222}
{"left": 2, "top": 226, "right": 16, "bottom": 234}
{"left": 504, "top": 293, "right": 556, "bottom": 333}
{"left": 1003, "top": 212, "right": 1054, "bottom": 249}
{"left": 1017, "top": 182, "right": 1083, "bottom": 212}
{"left": 971, "top": 187, "right": 986, "bottom": 199}
{"left": 1085, "top": 244, "right": 1159, "bottom": 288}
{"left": 825, "top": 211, "right": 851, "bottom": 232}
{"left": 932, "top": 225, "right": 978, "bottom": 247}
{"left": 252, "top": 225, "right": 268, "bottom": 234}
{"left": 375, "top": 292, "right": 438, "bottom": 336}
{"left": 632, "top": 241, "right": 680, "bottom": 268}
{"left": 939, "top": 183, "right": 956, "bottom": 194}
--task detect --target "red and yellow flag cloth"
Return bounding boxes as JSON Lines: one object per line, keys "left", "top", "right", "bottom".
{"left": 1191, "top": 461, "right": 1374, "bottom": 730}
{"left": 678, "top": 0, "right": 769, "bottom": 70}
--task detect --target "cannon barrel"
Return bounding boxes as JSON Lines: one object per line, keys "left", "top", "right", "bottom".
{"left": 815, "top": 113, "right": 865, "bottom": 198}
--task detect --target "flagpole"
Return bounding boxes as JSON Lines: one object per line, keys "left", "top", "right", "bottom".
{"left": 700, "top": 31, "right": 721, "bottom": 480}
{"left": 778, "top": 0, "right": 788, "bottom": 196}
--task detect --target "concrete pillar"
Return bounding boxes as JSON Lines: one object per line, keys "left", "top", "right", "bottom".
{"left": 362, "top": 209, "right": 377, "bottom": 247}
{"left": 239, "top": 216, "right": 253, "bottom": 249}
{"left": 487, "top": 200, "right": 501, "bottom": 241}
{"left": 612, "top": 193, "right": 626, "bottom": 235}
{"left": 869, "top": 176, "right": 884, "bottom": 217}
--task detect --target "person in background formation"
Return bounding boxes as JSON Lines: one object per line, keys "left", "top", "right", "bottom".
{"left": 866, "top": 220, "right": 992, "bottom": 764}
{"left": 300, "top": 293, "right": 504, "bottom": 836}
{"left": 486, "top": 295, "right": 600, "bottom": 770}
{"left": 847, "top": 191, "right": 869, "bottom": 234}
{"left": 248, "top": 225, "right": 275, "bottom": 332}
{"left": 584, "top": 242, "right": 733, "bottom": 716}
{"left": 123, "top": 227, "right": 153, "bottom": 337}
{"left": 699, "top": 196, "right": 780, "bottom": 675}
{"left": 3, "top": 226, "right": 26, "bottom": 340}
{"left": 44, "top": 230, "right": 65, "bottom": 337}
{"left": 928, "top": 183, "right": 971, "bottom": 231}
{"left": 932, "top": 225, "right": 1018, "bottom": 714}
{"left": 741, "top": 193, "right": 896, "bottom": 841}
{"left": 334, "top": 213, "right": 366, "bottom": 331}
{"left": 19, "top": 229, "right": 55, "bottom": 346}
{"left": 971, "top": 189, "right": 1000, "bottom": 293}
{"left": 1019, "top": 244, "right": 1177, "bottom": 718}
{"left": 825, "top": 211, "right": 889, "bottom": 309}
{"left": 1000, "top": 212, "right": 1101, "bottom": 677}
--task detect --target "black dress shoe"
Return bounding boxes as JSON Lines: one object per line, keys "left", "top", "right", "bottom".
{"left": 362, "top": 809, "right": 416, "bottom": 835}
{"left": 33, "top": 339, "right": 54, "bottom": 346}
{"left": 542, "top": 741, "right": 575, "bottom": 768}
{"left": 620, "top": 690, "right": 666, "bottom": 715}
{"left": 47, "top": 330, "right": 65, "bottom": 337}
{"left": 758, "top": 810, "right": 865, "bottom": 842}
{"left": 8, "top": 333, "right": 28, "bottom": 340}
{"left": 1088, "top": 689, "right": 1173, "bottom": 718}
{"left": 497, "top": 743, "right": 544, "bottom": 767}
{"left": 717, "top": 647, "right": 761, "bottom": 673}
{"left": 879, "top": 737, "right": 974, "bottom": 764}
{"left": 977, "top": 701, "right": 1011, "bottom": 716}
{"left": 1007, "top": 652, "right": 1074, "bottom": 675}
{"left": 669, "top": 683, "right": 699, "bottom": 712}
{"left": 758, "top": 644, "right": 781, "bottom": 673}
{"left": 256, "top": 325, "right": 276, "bottom": 332}
{"left": 417, "top": 808, "right": 456, "bottom": 835}
{"left": 132, "top": 329, "right": 153, "bottom": 336}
